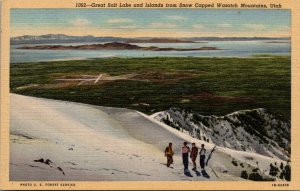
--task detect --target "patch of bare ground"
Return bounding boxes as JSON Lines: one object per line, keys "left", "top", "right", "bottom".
{"left": 15, "top": 73, "right": 144, "bottom": 90}
{"left": 134, "top": 71, "right": 203, "bottom": 83}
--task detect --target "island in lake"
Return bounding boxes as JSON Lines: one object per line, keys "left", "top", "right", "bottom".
{"left": 19, "top": 42, "right": 221, "bottom": 51}
{"left": 125, "top": 38, "right": 199, "bottom": 43}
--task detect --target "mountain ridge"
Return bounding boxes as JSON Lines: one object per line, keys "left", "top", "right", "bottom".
{"left": 152, "top": 108, "right": 290, "bottom": 161}
{"left": 11, "top": 34, "right": 291, "bottom": 44}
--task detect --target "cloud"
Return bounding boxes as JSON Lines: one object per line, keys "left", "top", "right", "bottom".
{"left": 118, "top": 25, "right": 138, "bottom": 29}
{"left": 217, "top": 23, "right": 232, "bottom": 28}
{"left": 150, "top": 22, "right": 177, "bottom": 28}
{"left": 70, "top": 18, "right": 91, "bottom": 27}
{"left": 166, "top": 15, "right": 187, "bottom": 21}
{"left": 192, "top": 24, "right": 205, "bottom": 30}
{"left": 275, "top": 26, "right": 290, "bottom": 33}
{"left": 107, "top": 18, "right": 133, "bottom": 24}
{"left": 244, "top": 24, "right": 266, "bottom": 30}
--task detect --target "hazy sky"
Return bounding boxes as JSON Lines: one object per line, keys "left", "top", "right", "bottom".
{"left": 11, "top": 9, "right": 291, "bottom": 37}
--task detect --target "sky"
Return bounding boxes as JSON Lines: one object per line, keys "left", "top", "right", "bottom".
{"left": 10, "top": 9, "right": 291, "bottom": 37}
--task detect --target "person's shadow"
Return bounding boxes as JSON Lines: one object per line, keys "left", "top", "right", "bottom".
{"left": 184, "top": 169, "right": 193, "bottom": 177}
{"left": 194, "top": 169, "right": 201, "bottom": 176}
{"left": 201, "top": 169, "right": 210, "bottom": 178}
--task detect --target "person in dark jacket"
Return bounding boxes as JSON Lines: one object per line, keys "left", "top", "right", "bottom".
{"left": 182, "top": 142, "right": 190, "bottom": 170}
{"left": 190, "top": 143, "right": 198, "bottom": 170}
{"left": 165, "top": 142, "right": 174, "bottom": 167}
{"left": 199, "top": 144, "right": 206, "bottom": 169}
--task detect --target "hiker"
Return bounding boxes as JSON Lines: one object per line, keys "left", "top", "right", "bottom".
{"left": 190, "top": 143, "right": 198, "bottom": 170}
{"left": 182, "top": 142, "right": 190, "bottom": 170}
{"left": 199, "top": 144, "right": 206, "bottom": 169}
{"left": 165, "top": 142, "right": 174, "bottom": 167}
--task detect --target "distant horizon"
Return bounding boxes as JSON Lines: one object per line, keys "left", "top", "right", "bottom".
{"left": 11, "top": 9, "right": 291, "bottom": 38}
{"left": 11, "top": 33, "right": 291, "bottom": 39}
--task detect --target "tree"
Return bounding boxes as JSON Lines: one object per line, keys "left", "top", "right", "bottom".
{"left": 232, "top": 160, "right": 238, "bottom": 166}
{"left": 241, "top": 170, "right": 248, "bottom": 179}
{"left": 269, "top": 163, "right": 279, "bottom": 177}
{"left": 279, "top": 171, "right": 284, "bottom": 179}
{"left": 279, "top": 163, "right": 291, "bottom": 181}
{"left": 284, "top": 164, "right": 291, "bottom": 181}
{"left": 280, "top": 162, "right": 284, "bottom": 170}
{"left": 249, "top": 172, "right": 263, "bottom": 181}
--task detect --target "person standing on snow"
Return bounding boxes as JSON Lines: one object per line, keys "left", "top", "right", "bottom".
{"left": 190, "top": 143, "right": 198, "bottom": 170}
{"left": 199, "top": 144, "right": 206, "bottom": 169}
{"left": 165, "top": 142, "right": 174, "bottom": 167}
{"left": 182, "top": 142, "right": 190, "bottom": 170}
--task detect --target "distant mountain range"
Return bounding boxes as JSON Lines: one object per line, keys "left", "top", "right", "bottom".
{"left": 10, "top": 34, "right": 129, "bottom": 45}
{"left": 11, "top": 34, "right": 291, "bottom": 45}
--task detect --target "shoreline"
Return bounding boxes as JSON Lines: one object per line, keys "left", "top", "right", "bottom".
{"left": 18, "top": 42, "right": 223, "bottom": 52}
{"left": 10, "top": 54, "right": 291, "bottom": 64}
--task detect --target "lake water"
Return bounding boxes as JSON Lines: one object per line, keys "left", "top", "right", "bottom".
{"left": 10, "top": 40, "right": 291, "bottom": 63}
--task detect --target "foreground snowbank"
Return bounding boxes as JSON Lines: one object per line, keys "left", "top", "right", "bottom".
{"left": 10, "top": 94, "right": 285, "bottom": 181}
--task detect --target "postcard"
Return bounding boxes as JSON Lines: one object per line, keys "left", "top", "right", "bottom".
{"left": 0, "top": 0, "right": 300, "bottom": 190}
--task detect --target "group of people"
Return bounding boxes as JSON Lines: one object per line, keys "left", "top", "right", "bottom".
{"left": 165, "top": 142, "right": 206, "bottom": 170}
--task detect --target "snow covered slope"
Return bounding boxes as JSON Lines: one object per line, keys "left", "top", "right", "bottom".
{"left": 10, "top": 94, "right": 288, "bottom": 181}
{"left": 152, "top": 108, "right": 290, "bottom": 161}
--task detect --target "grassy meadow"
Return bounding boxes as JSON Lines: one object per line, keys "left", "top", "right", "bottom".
{"left": 10, "top": 56, "right": 291, "bottom": 119}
